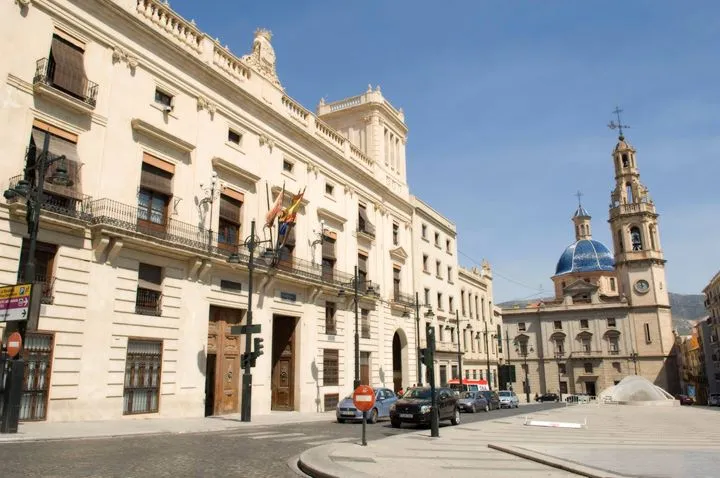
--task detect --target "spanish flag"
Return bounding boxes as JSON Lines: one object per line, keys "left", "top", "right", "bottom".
{"left": 282, "top": 187, "right": 305, "bottom": 225}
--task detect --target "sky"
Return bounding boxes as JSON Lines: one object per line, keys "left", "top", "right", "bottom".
{"left": 166, "top": 0, "right": 719, "bottom": 302}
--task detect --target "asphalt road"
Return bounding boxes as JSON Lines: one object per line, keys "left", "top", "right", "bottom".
{"left": 0, "top": 403, "right": 563, "bottom": 478}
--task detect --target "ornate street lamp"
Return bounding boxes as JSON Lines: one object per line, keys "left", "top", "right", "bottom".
{"left": 514, "top": 339, "right": 534, "bottom": 403}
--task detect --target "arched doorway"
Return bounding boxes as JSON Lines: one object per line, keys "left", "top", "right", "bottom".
{"left": 392, "top": 329, "right": 408, "bottom": 393}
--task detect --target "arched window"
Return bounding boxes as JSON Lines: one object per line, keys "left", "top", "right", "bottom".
{"left": 622, "top": 154, "right": 629, "bottom": 167}
{"left": 630, "top": 226, "right": 643, "bottom": 251}
{"left": 575, "top": 225, "right": 580, "bottom": 237}
{"left": 617, "top": 229, "right": 624, "bottom": 252}
{"left": 626, "top": 182, "right": 633, "bottom": 203}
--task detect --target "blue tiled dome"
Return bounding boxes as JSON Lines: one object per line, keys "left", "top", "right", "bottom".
{"left": 555, "top": 240, "right": 615, "bottom": 275}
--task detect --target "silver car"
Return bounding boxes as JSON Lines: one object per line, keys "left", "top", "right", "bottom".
{"left": 457, "top": 391, "right": 489, "bottom": 413}
{"left": 498, "top": 390, "right": 519, "bottom": 408}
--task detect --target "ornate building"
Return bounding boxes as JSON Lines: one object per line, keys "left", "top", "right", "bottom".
{"left": 502, "top": 130, "right": 678, "bottom": 400}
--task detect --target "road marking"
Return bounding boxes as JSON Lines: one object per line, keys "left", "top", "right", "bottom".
{"left": 306, "top": 437, "right": 354, "bottom": 446}
{"left": 250, "top": 432, "right": 304, "bottom": 440}
{"left": 274, "top": 434, "right": 327, "bottom": 442}
{"left": 226, "top": 430, "right": 275, "bottom": 437}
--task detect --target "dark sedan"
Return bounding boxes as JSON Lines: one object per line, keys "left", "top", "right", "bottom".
{"left": 457, "top": 391, "right": 489, "bottom": 413}
{"left": 478, "top": 390, "right": 501, "bottom": 410}
{"left": 389, "top": 387, "right": 460, "bottom": 428}
{"left": 536, "top": 393, "right": 560, "bottom": 403}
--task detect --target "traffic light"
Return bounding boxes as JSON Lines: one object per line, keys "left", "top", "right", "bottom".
{"left": 254, "top": 337, "right": 265, "bottom": 358}
{"left": 241, "top": 352, "right": 250, "bottom": 369}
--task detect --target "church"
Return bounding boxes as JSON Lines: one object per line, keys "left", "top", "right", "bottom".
{"left": 501, "top": 125, "right": 678, "bottom": 400}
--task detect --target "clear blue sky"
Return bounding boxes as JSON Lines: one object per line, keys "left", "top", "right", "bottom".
{"left": 168, "top": 0, "right": 719, "bottom": 302}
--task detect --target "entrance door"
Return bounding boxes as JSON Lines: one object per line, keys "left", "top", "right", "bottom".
{"left": 360, "top": 352, "right": 370, "bottom": 386}
{"left": 206, "top": 306, "right": 242, "bottom": 416}
{"left": 271, "top": 315, "right": 297, "bottom": 411}
{"left": 586, "top": 381, "right": 597, "bottom": 397}
{"left": 392, "top": 332, "right": 402, "bottom": 392}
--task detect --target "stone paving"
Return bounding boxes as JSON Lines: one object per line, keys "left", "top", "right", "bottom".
{"left": 299, "top": 403, "right": 720, "bottom": 478}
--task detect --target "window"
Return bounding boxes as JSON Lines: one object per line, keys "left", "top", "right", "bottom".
{"left": 473, "top": 369, "right": 477, "bottom": 380}
{"left": 136, "top": 263, "right": 162, "bottom": 316}
{"left": 607, "top": 318, "right": 616, "bottom": 327}
{"left": 360, "top": 352, "right": 370, "bottom": 385}
{"left": 434, "top": 232, "right": 440, "bottom": 247}
{"left": 465, "top": 370, "right": 470, "bottom": 379}
{"left": 437, "top": 292, "right": 443, "bottom": 310}
{"left": 358, "top": 203, "right": 375, "bottom": 236}
{"left": 518, "top": 322, "right": 526, "bottom": 332}
{"left": 461, "top": 291, "right": 466, "bottom": 315}
{"left": 446, "top": 239, "right": 451, "bottom": 253}
{"left": 392, "top": 267, "right": 401, "bottom": 299}
{"left": 582, "top": 337, "right": 591, "bottom": 352}
{"left": 617, "top": 229, "right": 624, "bottom": 252}
{"left": 422, "top": 254, "right": 429, "bottom": 272}
{"left": 218, "top": 191, "right": 243, "bottom": 250}
{"left": 644, "top": 323, "right": 652, "bottom": 343}
{"left": 278, "top": 226, "right": 296, "bottom": 269}
{"left": 138, "top": 156, "right": 174, "bottom": 229}
{"left": 580, "top": 319, "right": 589, "bottom": 329}
{"left": 435, "top": 260, "right": 441, "bottom": 277}
{"left": 154, "top": 88, "right": 173, "bottom": 109}
{"left": 227, "top": 129, "right": 242, "bottom": 145}
{"left": 18, "top": 239, "right": 57, "bottom": 304}
{"left": 554, "top": 320, "right": 562, "bottom": 330}
{"left": 357, "top": 253, "right": 368, "bottom": 290}
{"left": 630, "top": 226, "right": 643, "bottom": 251}
{"left": 47, "top": 33, "right": 89, "bottom": 100}
{"left": 325, "top": 183, "right": 334, "bottom": 196}
{"left": 554, "top": 339, "right": 565, "bottom": 355}
{"left": 323, "top": 349, "right": 339, "bottom": 386}
{"left": 519, "top": 342, "right": 528, "bottom": 356}
{"left": 584, "top": 362, "right": 593, "bottom": 374}
{"left": 610, "top": 278, "right": 616, "bottom": 291}
{"left": 421, "top": 224, "right": 427, "bottom": 239}
{"left": 392, "top": 222, "right": 399, "bottom": 246}
{"left": 27, "top": 124, "right": 83, "bottom": 209}
{"left": 282, "top": 159, "right": 294, "bottom": 173}
{"left": 324, "top": 393, "right": 339, "bottom": 411}
{"left": 559, "top": 381, "right": 568, "bottom": 394}
{"left": 622, "top": 154, "right": 629, "bottom": 168}
{"left": 424, "top": 288, "right": 430, "bottom": 306}
{"left": 609, "top": 337, "right": 620, "bottom": 354}
{"left": 449, "top": 296, "right": 454, "bottom": 313}
{"left": 321, "top": 234, "right": 336, "bottom": 281}
{"left": 325, "top": 301, "right": 336, "bottom": 335}
{"left": 361, "top": 309, "right": 370, "bottom": 339}
{"left": 558, "top": 363, "right": 566, "bottom": 375}
{"left": 447, "top": 266, "right": 453, "bottom": 283}
{"left": 220, "top": 280, "right": 242, "bottom": 292}
{"left": 123, "top": 340, "right": 162, "bottom": 415}
{"left": 451, "top": 365, "right": 459, "bottom": 380}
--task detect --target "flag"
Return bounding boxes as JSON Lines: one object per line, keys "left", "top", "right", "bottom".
{"left": 265, "top": 185, "right": 284, "bottom": 228}
{"left": 282, "top": 187, "right": 305, "bottom": 225}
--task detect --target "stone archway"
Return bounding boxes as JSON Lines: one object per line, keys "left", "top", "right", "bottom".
{"left": 392, "top": 329, "right": 408, "bottom": 393}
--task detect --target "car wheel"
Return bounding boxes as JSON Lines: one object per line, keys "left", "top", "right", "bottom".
{"left": 471, "top": 404, "right": 477, "bottom": 413}
{"left": 368, "top": 408, "right": 378, "bottom": 424}
{"left": 451, "top": 408, "right": 461, "bottom": 425}
{"left": 390, "top": 419, "right": 401, "bottom": 428}
{"left": 484, "top": 404, "right": 490, "bottom": 412}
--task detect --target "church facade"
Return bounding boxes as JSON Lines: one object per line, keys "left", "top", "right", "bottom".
{"left": 501, "top": 131, "right": 678, "bottom": 399}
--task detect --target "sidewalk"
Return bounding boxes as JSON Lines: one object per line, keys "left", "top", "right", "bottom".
{"left": 0, "top": 410, "right": 334, "bottom": 443}
{"left": 298, "top": 404, "right": 720, "bottom": 478}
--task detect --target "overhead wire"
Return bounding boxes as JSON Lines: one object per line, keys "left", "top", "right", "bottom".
{"left": 458, "top": 249, "right": 545, "bottom": 294}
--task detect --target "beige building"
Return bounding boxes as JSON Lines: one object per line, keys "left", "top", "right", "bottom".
{"left": 702, "top": 271, "right": 720, "bottom": 395}
{"left": 0, "top": 0, "right": 436, "bottom": 422}
{"left": 502, "top": 132, "right": 677, "bottom": 400}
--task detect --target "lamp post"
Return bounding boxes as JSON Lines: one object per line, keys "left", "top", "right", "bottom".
{"left": 630, "top": 351, "right": 638, "bottom": 375}
{"left": 423, "top": 306, "right": 436, "bottom": 385}
{"left": 451, "top": 310, "right": 472, "bottom": 389}
{"left": 338, "top": 266, "right": 378, "bottom": 390}
{"left": 199, "top": 170, "right": 219, "bottom": 250}
{"left": 227, "top": 219, "right": 273, "bottom": 422}
{"left": 514, "top": 339, "right": 534, "bottom": 404}
{"left": 483, "top": 321, "right": 496, "bottom": 390}
{"left": 2, "top": 130, "right": 72, "bottom": 432}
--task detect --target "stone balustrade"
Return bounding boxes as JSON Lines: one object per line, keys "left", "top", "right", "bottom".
{"left": 282, "top": 95, "right": 310, "bottom": 125}
{"left": 315, "top": 118, "right": 346, "bottom": 150}
{"left": 212, "top": 44, "right": 251, "bottom": 81}
{"left": 328, "top": 95, "right": 362, "bottom": 112}
{"left": 350, "top": 143, "right": 373, "bottom": 170}
{"left": 135, "top": 0, "right": 202, "bottom": 53}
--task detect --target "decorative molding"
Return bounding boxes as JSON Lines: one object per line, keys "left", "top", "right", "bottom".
{"left": 196, "top": 96, "right": 217, "bottom": 117}
{"left": 306, "top": 162, "right": 318, "bottom": 175}
{"left": 259, "top": 133, "right": 275, "bottom": 152}
{"left": 317, "top": 207, "right": 347, "bottom": 225}
{"left": 111, "top": 46, "right": 139, "bottom": 72}
{"left": 16, "top": 0, "right": 31, "bottom": 8}
{"left": 211, "top": 156, "right": 261, "bottom": 184}
{"left": 131, "top": 118, "right": 195, "bottom": 153}
{"left": 241, "top": 28, "right": 283, "bottom": 90}
{"left": 374, "top": 202, "right": 386, "bottom": 216}
{"left": 271, "top": 185, "right": 309, "bottom": 207}
{"left": 389, "top": 246, "right": 408, "bottom": 262}
{"left": 7, "top": 74, "right": 33, "bottom": 95}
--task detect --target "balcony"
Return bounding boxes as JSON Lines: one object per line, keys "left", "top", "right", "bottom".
{"left": 570, "top": 350, "right": 604, "bottom": 358}
{"left": 5, "top": 174, "right": 93, "bottom": 228}
{"left": 392, "top": 290, "right": 416, "bottom": 307}
{"left": 33, "top": 58, "right": 98, "bottom": 112}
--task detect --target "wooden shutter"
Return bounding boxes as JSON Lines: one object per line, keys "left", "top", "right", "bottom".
{"left": 50, "top": 35, "right": 88, "bottom": 98}
{"left": 357, "top": 253, "right": 368, "bottom": 274}
{"left": 322, "top": 236, "right": 336, "bottom": 260}
{"left": 140, "top": 162, "right": 173, "bottom": 196}
{"left": 30, "top": 127, "right": 83, "bottom": 199}
{"left": 358, "top": 205, "right": 375, "bottom": 235}
{"left": 138, "top": 263, "right": 163, "bottom": 291}
{"left": 283, "top": 226, "right": 296, "bottom": 247}
{"left": 219, "top": 194, "right": 242, "bottom": 223}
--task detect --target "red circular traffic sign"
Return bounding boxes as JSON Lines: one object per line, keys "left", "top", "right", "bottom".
{"left": 6, "top": 332, "right": 22, "bottom": 359}
{"left": 352, "top": 385, "right": 376, "bottom": 413}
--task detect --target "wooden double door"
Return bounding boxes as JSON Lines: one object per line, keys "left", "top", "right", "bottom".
{"left": 206, "top": 306, "right": 242, "bottom": 416}
{"left": 271, "top": 315, "right": 297, "bottom": 411}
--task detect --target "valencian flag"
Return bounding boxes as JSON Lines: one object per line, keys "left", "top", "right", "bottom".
{"left": 276, "top": 187, "right": 305, "bottom": 250}
{"left": 265, "top": 184, "right": 284, "bottom": 228}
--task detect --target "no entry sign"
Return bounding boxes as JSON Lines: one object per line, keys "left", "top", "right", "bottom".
{"left": 352, "top": 385, "right": 376, "bottom": 413}
{"left": 6, "top": 331, "right": 22, "bottom": 358}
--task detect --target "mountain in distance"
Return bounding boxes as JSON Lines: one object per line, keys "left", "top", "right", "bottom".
{"left": 498, "top": 293, "right": 706, "bottom": 335}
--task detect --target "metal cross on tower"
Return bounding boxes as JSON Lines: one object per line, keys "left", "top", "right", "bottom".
{"left": 575, "top": 190, "right": 583, "bottom": 206}
{"left": 607, "top": 106, "right": 630, "bottom": 138}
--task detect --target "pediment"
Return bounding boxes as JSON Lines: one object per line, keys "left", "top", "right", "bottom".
{"left": 131, "top": 118, "right": 195, "bottom": 153}
{"left": 212, "top": 156, "right": 261, "bottom": 184}
{"left": 389, "top": 246, "right": 408, "bottom": 262}
{"left": 317, "top": 207, "right": 346, "bottom": 225}
{"left": 563, "top": 279, "right": 598, "bottom": 296}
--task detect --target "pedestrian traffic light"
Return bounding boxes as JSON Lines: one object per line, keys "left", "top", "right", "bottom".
{"left": 254, "top": 337, "right": 264, "bottom": 358}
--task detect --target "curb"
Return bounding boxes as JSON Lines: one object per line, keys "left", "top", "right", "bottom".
{"left": 297, "top": 443, "right": 374, "bottom": 478}
{"left": 487, "top": 443, "right": 630, "bottom": 478}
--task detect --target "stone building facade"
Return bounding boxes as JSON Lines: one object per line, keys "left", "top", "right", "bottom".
{"left": 502, "top": 132, "right": 678, "bottom": 400}
{"left": 702, "top": 272, "right": 720, "bottom": 396}
{"left": 0, "top": 0, "right": 500, "bottom": 422}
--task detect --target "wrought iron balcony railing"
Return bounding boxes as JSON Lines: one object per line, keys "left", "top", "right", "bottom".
{"left": 392, "top": 290, "right": 416, "bottom": 307}
{"left": 34, "top": 58, "right": 98, "bottom": 108}
{"left": 7, "top": 175, "right": 93, "bottom": 222}
{"left": 135, "top": 288, "right": 162, "bottom": 316}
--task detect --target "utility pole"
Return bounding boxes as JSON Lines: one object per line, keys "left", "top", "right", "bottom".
{"left": 240, "top": 220, "right": 257, "bottom": 422}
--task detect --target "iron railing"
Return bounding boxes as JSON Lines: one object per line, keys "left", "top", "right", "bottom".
{"left": 135, "top": 288, "right": 162, "bottom": 316}
{"left": 34, "top": 57, "right": 98, "bottom": 108}
{"left": 393, "top": 290, "right": 416, "bottom": 306}
{"left": 7, "top": 175, "right": 93, "bottom": 221}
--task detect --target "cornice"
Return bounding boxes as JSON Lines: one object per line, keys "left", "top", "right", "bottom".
{"left": 316, "top": 207, "right": 347, "bottom": 225}
{"left": 131, "top": 118, "right": 195, "bottom": 153}
{"left": 211, "top": 156, "right": 260, "bottom": 184}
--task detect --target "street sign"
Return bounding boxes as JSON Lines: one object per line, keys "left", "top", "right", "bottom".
{"left": 230, "top": 324, "right": 261, "bottom": 335}
{"left": 352, "top": 385, "right": 376, "bottom": 413}
{"left": 6, "top": 332, "right": 22, "bottom": 358}
{"left": 0, "top": 284, "right": 32, "bottom": 323}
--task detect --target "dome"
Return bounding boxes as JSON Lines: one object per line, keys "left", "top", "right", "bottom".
{"left": 555, "top": 239, "right": 615, "bottom": 275}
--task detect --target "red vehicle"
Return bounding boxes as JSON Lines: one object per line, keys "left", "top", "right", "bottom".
{"left": 447, "top": 379, "right": 489, "bottom": 393}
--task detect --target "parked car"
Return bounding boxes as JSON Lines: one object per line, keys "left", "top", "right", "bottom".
{"left": 536, "top": 393, "right": 560, "bottom": 403}
{"left": 498, "top": 390, "right": 519, "bottom": 408}
{"left": 479, "top": 390, "right": 501, "bottom": 410}
{"left": 336, "top": 387, "right": 397, "bottom": 423}
{"left": 457, "top": 391, "right": 489, "bottom": 413}
{"left": 708, "top": 393, "right": 720, "bottom": 406}
{"left": 675, "top": 394, "right": 694, "bottom": 406}
{"left": 389, "top": 387, "right": 460, "bottom": 428}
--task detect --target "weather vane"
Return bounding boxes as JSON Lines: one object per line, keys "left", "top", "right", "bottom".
{"left": 607, "top": 106, "right": 630, "bottom": 138}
